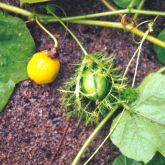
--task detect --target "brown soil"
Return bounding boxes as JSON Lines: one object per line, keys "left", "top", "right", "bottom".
{"left": 0, "top": 0, "right": 165, "bottom": 165}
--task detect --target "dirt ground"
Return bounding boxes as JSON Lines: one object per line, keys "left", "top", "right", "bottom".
{"left": 0, "top": 0, "right": 165, "bottom": 165}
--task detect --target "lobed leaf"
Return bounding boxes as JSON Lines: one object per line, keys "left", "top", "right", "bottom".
{"left": 110, "top": 72, "right": 165, "bottom": 163}
{"left": 133, "top": 73, "right": 165, "bottom": 125}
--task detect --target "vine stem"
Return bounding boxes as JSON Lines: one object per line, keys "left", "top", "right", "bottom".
{"left": 0, "top": 2, "right": 33, "bottom": 17}
{"left": 133, "top": 0, "right": 146, "bottom": 20}
{"left": 122, "top": 46, "right": 140, "bottom": 83}
{"left": 46, "top": 9, "right": 88, "bottom": 110}
{"left": 158, "top": 67, "right": 165, "bottom": 73}
{"left": 72, "top": 107, "right": 118, "bottom": 165}
{"left": 128, "top": 0, "right": 136, "bottom": 9}
{"left": 1, "top": 2, "right": 165, "bottom": 20}
{"left": 68, "top": 20, "right": 165, "bottom": 48}
{"left": 132, "top": 30, "right": 149, "bottom": 87}
{"left": 84, "top": 109, "right": 125, "bottom": 165}
{"left": 46, "top": 8, "right": 88, "bottom": 56}
{"left": 35, "top": 17, "right": 58, "bottom": 48}
{"left": 101, "top": 0, "right": 123, "bottom": 18}
{"left": 0, "top": 2, "right": 165, "bottom": 48}
{"left": 122, "top": 26, "right": 149, "bottom": 84}
{"left": 42, "top": 9, "right": 165, "bottom": 22}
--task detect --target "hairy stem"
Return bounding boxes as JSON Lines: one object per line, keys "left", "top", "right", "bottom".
{"left": 72, "top": 107, "right": 118, "bottom": 165}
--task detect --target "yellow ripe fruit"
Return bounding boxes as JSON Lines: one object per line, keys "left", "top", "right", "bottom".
{"left": 27, "top": 51, "right": 60, "bottom": 84}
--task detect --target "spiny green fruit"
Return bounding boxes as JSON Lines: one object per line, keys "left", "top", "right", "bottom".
{"left": 81, "top": 69, "right": 110, "bottom": 101}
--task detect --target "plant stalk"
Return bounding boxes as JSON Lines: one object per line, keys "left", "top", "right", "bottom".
{"left": 47, "top": 9, "right": 88, "bottom": 55}
{"left": 0, "top": 2, "right": 33, "bottom": 17}
{"left": 101, "top": 0, "right": 123, "bottom": 18}
{"left": 158, "top": 67, "right": 165, "bottom": 73}
{"left": 133, "top": 0, "right": 146, "bottom": 20}
{"left": 35, "top": 17, "right": 58, "bottom": 48}
{"left": 0, "top": 2, "right": 165, "bottom": 48}
{"left": 128, "top": 0, "right": 136, "bottom": 9}
{"left": 84, "top": 109, "right": 125, "bottom": 164}
{"left": 42, "top": 9, "right": 165, "bottom": 22}
{"left": 1, "top": 2, "right": 165, "bottom": 20}
{"left": 132, "top": 30, "right": 149, "bottom": 87}
{"left": 72, "top": 107, "right": 118, "bottom": 165}
{"left": 68, "top": 19, "right": 165, "bottom": 48}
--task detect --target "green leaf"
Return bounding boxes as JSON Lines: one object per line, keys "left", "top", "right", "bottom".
{"left": 0, "top": 12, "right": 35, "bottom": 112}
{"left": 0, "top": 80, "right": 15, "bottom": 111}
{"left": 20, "top": 0, "right": 51, "bottom": 6}
{"left": 148, "top": 153, "right": 165, "bottom": 165}
{"left": 132, "top": 73, "right": 165, "bottom": 125}
{"left": 154, "top": 29, "right": 165, "bottom": 65}
{"left": 112, "top": 154, "right": 143, "bottom": 165}
{"left": 113, "top": 153, "right": 165, "bottom": 165}
{"left": 113, "top": 0, "right": 141, "bottom": 8}
{"left": 110, "top": 72, "right": 165, "bottom": 163}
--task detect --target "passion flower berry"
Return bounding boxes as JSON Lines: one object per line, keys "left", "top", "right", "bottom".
{"left": 27, "top": 51, "right": 60, "bottom": 84}
{"left": 81, "top": 69, "right": 110, "bottom": 101}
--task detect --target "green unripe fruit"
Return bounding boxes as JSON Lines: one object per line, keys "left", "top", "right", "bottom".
{"left": 81, "top": 69, "right": 110, "bottom": 101}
